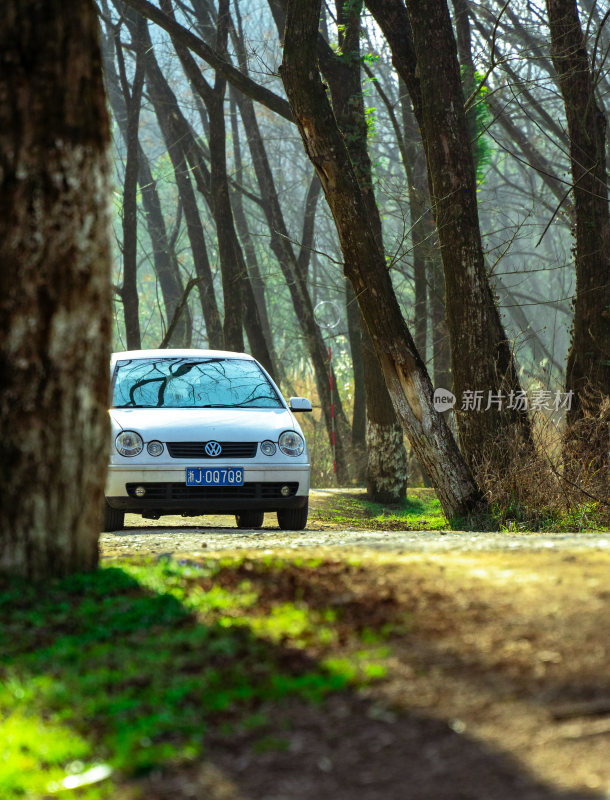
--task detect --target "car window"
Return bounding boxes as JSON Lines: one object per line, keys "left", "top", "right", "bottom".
{"left": 112, "top": 357, "right": 283, "bottom": 409}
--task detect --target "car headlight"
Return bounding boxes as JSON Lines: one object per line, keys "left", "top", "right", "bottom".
{"left": 147, "top": 440, "right": 164, "bottom": 457}
{"left": 115, "top": 430, "right": 143, "bottom": 457}
{"left": 260, "top": 440, "right": 277, "bottom": 456}
{"left": 278, "top": 430, "right": 304, "bottom": 457}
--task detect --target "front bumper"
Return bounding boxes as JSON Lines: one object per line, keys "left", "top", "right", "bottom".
{"left": 105, "top": 464, "right": 310, "bottom": 515}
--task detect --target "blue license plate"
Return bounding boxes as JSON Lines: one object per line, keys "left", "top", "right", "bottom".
{"left": 186, "top": 467, "right": 244, "bottom": 486}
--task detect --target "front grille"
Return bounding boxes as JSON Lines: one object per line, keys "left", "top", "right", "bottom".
{"left": 167, "top": 441, "right": 258, "bottom": 459}
{"left": 126, "top": 482, "right": 298, "bottom": 501}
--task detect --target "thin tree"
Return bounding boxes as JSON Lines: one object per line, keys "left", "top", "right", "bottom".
{"left": 100, "top": 6, "right": 192, "bottom": 347}
{"left": 113, "top": 9, "right": 145, "bottom": 349}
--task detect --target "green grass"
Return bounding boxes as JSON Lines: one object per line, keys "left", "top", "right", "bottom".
{"left": 0, "top": 557, "right": 397, "bottom": 798}
{"left": 489, "top": 500, "right": 609, "bottom": 533}
{"left": 310, "top": 489, "right": 609, "bottom": 533}
{"left": 310, "top": 489, "right": 448, "bottom": 530}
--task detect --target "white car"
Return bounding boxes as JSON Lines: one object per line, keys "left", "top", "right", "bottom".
{"left": 104, "top": 349, "right": 311, "bottom": 531}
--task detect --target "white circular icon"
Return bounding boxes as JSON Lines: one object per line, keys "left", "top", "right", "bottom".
{"left": 314, "top": 300, "right": 342, "bottom": 329}
{"left": 433, "top": 388, "right": 456, "bottom": 412}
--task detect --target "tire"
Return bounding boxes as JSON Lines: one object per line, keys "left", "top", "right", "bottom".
{"left": 235, "top": 510, "right": 265, "bottom": 529}
{"left": 277, "top": 501, "right": 308, "bottom": 531}
{"left": 103, "top": 500, "right": 125, "bottom": 531}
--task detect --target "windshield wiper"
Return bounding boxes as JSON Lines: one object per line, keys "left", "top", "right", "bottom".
{"left": 197, "top": 403, "right": 244, "bottom": 408}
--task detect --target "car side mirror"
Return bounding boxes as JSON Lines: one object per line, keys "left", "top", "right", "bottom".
{"left": 289, "top": 397, "right": 312, "bottom": 412}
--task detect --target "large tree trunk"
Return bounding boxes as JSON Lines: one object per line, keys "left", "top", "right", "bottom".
{"left": 281, "top": 0, "right": 483, "bottom": 519}
{"left": 546, "top": 0, "right": 610, "bottom": 434}
{"left": 362, "top": 329, "right": 408, "bottom": 502}
{"left": 0, "top": 0, "right": 112, "bottom": 578}
{"left": 365, "top": 0, "right": 532, "bottom": 473}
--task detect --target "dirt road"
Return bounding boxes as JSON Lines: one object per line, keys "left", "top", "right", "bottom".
{"left": 100, "top": 495, "right": 610, "bottom": 800}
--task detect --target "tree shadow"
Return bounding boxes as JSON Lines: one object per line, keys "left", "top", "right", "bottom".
{"left": 205, "top": 556, "right": 610, "bottom": 713}
{"left": 0, "top": 563, "right": 602, "bottom": 799}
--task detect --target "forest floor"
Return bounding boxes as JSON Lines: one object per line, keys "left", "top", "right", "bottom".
{"left": 2, "top": 490, "right": 609, "bottom": 799}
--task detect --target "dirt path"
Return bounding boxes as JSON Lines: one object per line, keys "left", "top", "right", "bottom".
{"left": 100, "top": 492, "right": 610, "bottom": 800}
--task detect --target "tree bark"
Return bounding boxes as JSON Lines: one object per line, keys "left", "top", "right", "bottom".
{"left": 365, "top": 0, "right": 532, "bottom": 473}
{"left": 137, "top": 17, "right": 224, "bottom": 348}
{"left": 100, "top": 15, "right": 191, "bottom": 347}
{"left": 281, "top": 0, "right": 484, "bottom": 519}
{"left": 161, "top": 0, "right": 247, "bottom": 352}
{"left": 205, "top": 65, "right": 244, "bottom": 349}
{"left": 318, "top": 0, "right": 408, "bottom": 501}
{"left": 362, "top": 328, "right": 408, "bottom": 503}
{"left": 345, "top": 281, "right": 367, "bottom": 477}
{"left": 229, "top": 89, "right": 279, "bottom": 377}
{"left": 546, "top": 0, "right": 610, "bottom": 428}
{"left": 399, "top": 92, "right": 448, "bottom": 389}
{"left": 0, "top": 0, "right": 112, "bottom": 578}
{"left": 112, "top": 13, "right": 145, "bottom": 349}
{"left": 228, "top": 45, "right": 354, "bottom": 484}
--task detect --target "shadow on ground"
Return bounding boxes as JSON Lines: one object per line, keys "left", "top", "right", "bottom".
{"left": 0, "top": 562, "right": 603, "bottom": 800}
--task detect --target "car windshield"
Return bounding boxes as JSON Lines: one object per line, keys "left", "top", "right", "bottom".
{"left": 112, "top": 357, "right": 283, "bottom": 409}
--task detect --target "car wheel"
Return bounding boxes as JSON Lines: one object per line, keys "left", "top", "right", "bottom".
{"left": 277, "top": 501, "right": 308, "bottom": 531}
{"left": 103, "top": 500, "right": 125, "bottom": 531}
{"left": 235, "top": 511, "right": 265, "bottom": 529}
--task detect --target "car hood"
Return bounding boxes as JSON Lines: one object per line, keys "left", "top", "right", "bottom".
{"left": 108, "top": 407, "right": 300, "bottom": 441}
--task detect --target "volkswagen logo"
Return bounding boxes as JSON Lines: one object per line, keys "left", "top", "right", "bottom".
{"left": 204, "top": 441, "right": 222, "bottom": 457}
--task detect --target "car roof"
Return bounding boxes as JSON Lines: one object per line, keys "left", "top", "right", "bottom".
{"left": 111, "top": 349, "right": 255, "bottom": 363}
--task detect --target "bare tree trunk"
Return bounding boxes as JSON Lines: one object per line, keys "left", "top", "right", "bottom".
{"left": 207, "top": 84, "right": 245, "bottom": 353}
{"left": 114, "top": 12, "right": 145, "bottom": 349}
{"left": 167, "top": 0, "right": 244, "bottom": 351}
{"left": 0, "top": 0, "right": 111, "bottom": 578}
{"left": 451, "top": 0, "right": 479, "bottom": 172}
{"left": 100, "top": 17, "right": 191, "bottom": 347}
{"left": 430, "top": 260, "right": 452, "bottom": 391}
{"left": 400, "top": 93, "right": 430, "bottom": 361}
{"left": 139, "top": 169, "right": 193, "bottom": 348}
{"left": 229, "top": 89, "right": 279, "bottom": 377}
{"left": 318, "top": 0, "right": 408, "bottom": 501}
{"left": 546, "top": 0, "right": 610, "bottom": 432}
{"left": 366, "top": 0, "right": 533, "bottom": 473}
{"left": 225, "top": 8, "right": 353, "bottom": 483}
{"left": 233, "top": 89, "right": 353, "bottom": 484}
{"left": 362, "top": 328, "right": 408, "bottom": 502}
{"left": 345, "top": 281, "right": 367, "bottom": 481}
{"left": 137, "top": 17, "right": 224, "bottom": 348}
{"left": 281, "top": 0, "right": 483, "bottom": 519}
